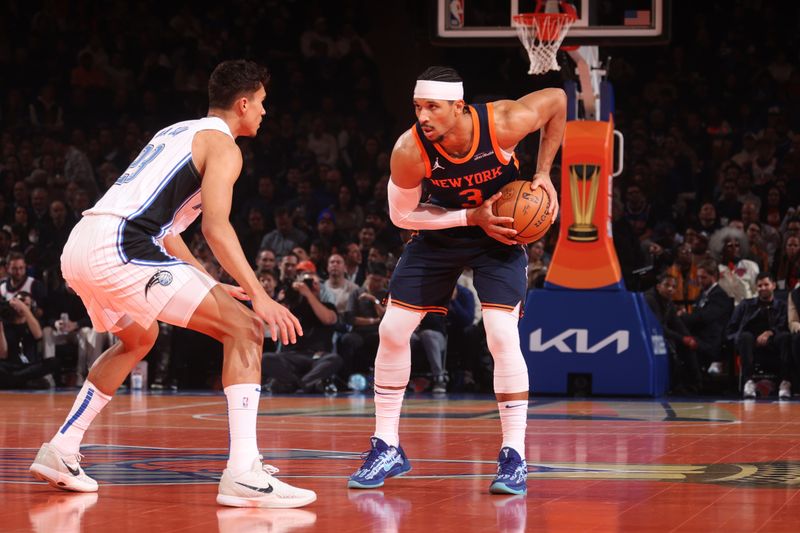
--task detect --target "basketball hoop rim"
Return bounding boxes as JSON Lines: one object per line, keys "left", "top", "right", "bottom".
{"left": 512, "top": 12, "right": 577, "bottom": 28}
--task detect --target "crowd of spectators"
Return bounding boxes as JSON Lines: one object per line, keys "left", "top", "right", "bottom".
{"left": 0, "top": 1, "right": 798, "bottom": 397}
{"left": 600, "top": 2, "right": 800, "bottom": 398}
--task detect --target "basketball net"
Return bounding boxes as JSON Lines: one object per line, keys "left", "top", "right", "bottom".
{"left": 512, "top": 0, "right": 577, "bottom": 75}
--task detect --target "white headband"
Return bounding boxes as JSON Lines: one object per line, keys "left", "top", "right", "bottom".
{"left": 413, "top": 80, "right": 464, "bottom": 101}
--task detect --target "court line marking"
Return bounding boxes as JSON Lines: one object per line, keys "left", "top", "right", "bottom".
{"left": 7, "top": 420, "right": 792, "bottom": 436}
{"left": 114, "top": 401, "right": 223, "bottom": 415}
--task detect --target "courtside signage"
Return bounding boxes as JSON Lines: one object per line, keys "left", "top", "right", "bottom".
{"left": 529, "top": 328, "right": 630, "bottom": 354}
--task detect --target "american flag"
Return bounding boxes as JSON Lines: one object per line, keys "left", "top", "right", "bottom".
{"left": 624, "top": 10, "right": 651, "bottom": 26}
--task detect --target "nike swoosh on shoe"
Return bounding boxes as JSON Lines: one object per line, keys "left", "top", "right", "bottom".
{"left": 235, "top": 481, "right": 274, "bottom": 494}
{"left": 62, "top": 459, "right": 80, "bottom": 477}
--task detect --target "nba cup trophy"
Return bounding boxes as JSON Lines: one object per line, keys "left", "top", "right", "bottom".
{"left": 566, "top": 164, "right": 600, "bottom": 242}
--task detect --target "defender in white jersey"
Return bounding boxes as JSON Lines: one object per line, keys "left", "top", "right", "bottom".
{"left": 30, "top": 60, "right": 315, "bottom": 508}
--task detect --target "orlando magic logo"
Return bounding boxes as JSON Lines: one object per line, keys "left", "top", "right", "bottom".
{"left": 145, "top": 270, "right": 173, "bottom": 299}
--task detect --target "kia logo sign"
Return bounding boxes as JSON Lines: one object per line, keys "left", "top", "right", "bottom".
{"left": 529, "top": 328, "right": 630, "bottom": 354}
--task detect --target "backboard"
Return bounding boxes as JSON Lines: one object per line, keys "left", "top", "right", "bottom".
{"left": 434, "top": 0, "right": 670, "bottom": 46}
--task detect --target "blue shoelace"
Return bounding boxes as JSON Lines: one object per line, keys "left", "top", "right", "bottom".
{"left": 497, "top": 457, "right": 522, "bottom": 479}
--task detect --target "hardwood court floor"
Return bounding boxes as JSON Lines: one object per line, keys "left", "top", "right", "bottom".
{"left": 2, "top": 390, "right": 800, "bottom": 532}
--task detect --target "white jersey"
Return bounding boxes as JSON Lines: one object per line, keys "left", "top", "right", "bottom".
{"left": 85, "top": 116, "right": 233, "bottom": 265}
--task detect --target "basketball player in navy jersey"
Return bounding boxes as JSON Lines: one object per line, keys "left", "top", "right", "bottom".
{"left": 29, "top": 60, "right": 315, "bottom": 508}
{"left": 348, "top": 66, "right": 565, "bottom": 495}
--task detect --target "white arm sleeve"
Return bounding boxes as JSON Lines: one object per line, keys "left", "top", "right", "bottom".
{"left": 387, "top": 179, "right": 468, "bottom": 230}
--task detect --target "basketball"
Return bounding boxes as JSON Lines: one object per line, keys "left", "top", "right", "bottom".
{"left": 492, "top": 180, "right": 552, "bottom": 244}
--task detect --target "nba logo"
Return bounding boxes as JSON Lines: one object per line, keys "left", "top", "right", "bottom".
{"left": 449, "top": 0, "right": 464, "bottom": 28}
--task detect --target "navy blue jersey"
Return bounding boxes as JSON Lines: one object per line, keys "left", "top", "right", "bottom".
{"left": 411, "top": 103, "right": 520, "bottom": 239}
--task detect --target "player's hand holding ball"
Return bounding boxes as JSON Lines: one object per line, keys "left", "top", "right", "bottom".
{"left": 466, "top": 192, "right": 518, "bottom": 245}
{"left": 531, "top": 171, "right": 559, "bottom": 223}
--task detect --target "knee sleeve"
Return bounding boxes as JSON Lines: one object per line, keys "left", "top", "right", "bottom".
{"left": 482, "top": 305, "right": 529, "bottom": 394}
{"left": 374, "top": 304, "right": 423, "bottom": 387}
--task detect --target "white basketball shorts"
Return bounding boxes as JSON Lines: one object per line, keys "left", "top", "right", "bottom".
{"left": 61, "top": 214, "right": 217, "bottom": 332}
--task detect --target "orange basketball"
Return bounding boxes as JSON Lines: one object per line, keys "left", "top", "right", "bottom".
{"left": 492, "top": 180, "right": 552, "bottom": 244}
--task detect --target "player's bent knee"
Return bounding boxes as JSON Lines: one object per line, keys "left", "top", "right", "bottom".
{"left": 221, "top": 310, "right": 264, "bottom": 348}
{"left": 119, "top": 322, "right": 158, "bottom": 357}
{"left": 378, "top": 305, "right": 423, "bottom": 350}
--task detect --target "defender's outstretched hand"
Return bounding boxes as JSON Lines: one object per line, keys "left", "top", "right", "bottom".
{"left": 530, "top": 171, "right": 559, "bottom": 224}
{"left": 252, "top": 296, "right": 303, "bottom": 345}
{"left": 467, "top": 192, "right": 517, "bottom": 245}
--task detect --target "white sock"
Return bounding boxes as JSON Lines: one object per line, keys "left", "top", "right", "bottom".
{"left": 225, "top": 383, "right": 261, "bottom": 476}
{"left": 372, "top": 304, "right": 421, "bottom": 448}
{"left": 373, "top": 385, "right": 405, "bottom": 447}
{"left": 50, "top": 380, "right": 112, "bottom": 455}
{"left": 498, "top": 400, "right": 528, "bottom": 459}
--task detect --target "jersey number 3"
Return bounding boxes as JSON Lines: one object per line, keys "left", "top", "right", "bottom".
{"left": 116, "top": 143, "right": 165, "bottom": 185}
{"left": 459, "top": 188, "right": 484, "bottom": 208}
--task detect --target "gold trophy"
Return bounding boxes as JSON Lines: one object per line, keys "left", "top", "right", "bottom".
{"left": 567, "top": 164, "right": 601, "bottom": 242}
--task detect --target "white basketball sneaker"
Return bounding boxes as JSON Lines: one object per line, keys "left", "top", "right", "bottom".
{"left": 217, "top": 457, "right": 316, "bottom": 509}
{"left": 29, "top": 443, "right": 98, "bottom": 493}
{"left": 779, "top": 380, "right": 792, "bottom": 400}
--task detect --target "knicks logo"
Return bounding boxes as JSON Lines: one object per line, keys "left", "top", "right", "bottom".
{"left": 145, "top": 270, "right": 174, "bottom": 299}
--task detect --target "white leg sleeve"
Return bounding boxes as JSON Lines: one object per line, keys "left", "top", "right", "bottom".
{"left": 482, "top": 304, "right": 529, "bottom": 394}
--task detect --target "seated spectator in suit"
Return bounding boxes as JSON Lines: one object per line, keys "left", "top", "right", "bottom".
{"left": 786, "top": 285, "right": 800, "bottom": 398}
{"left": 263, "top": 271, "right": 341, "bottom": 393}
{"left": 645, "top": 273, "right": 698, "bottom": 394}
{"left": 728, "top": 272, "right": 792, "bottom": 399}
{"left": 678, "top": 259, "right": 734, "bottom": 381}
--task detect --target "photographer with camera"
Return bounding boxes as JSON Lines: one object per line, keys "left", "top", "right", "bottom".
{"left": 0, "top": 291, "right": 54, "bottom": 389}
{"left": 338, "top": 261, "right": 389, "bottom": 378}
{"left": 0, "top": 252, "right": 47, "bottom": 319}
{"left": 263, "top": 271, "right": 342, "bottom": 393}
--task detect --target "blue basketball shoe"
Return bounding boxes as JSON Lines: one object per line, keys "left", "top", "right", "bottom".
{"left": 348, "top": 437, "right": 412, "bottom": 489}
{"left": 489, "top": 447, "right": 527, "bottom": 495}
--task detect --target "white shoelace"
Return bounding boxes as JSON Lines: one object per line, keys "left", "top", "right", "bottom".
{"left": 257, "top": 457, "right": 279, "bottom": 476}
{"left": 62, "top": 451, "right": 84, "bottom": 467}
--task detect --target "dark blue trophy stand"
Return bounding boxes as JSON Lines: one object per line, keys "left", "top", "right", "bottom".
{"left": 519, "top": 288, "right": 669, "bottom": 396}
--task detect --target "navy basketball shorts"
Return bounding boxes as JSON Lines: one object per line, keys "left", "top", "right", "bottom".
{"left": 388, "top": 231, "right": 527, "bottom": 315}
